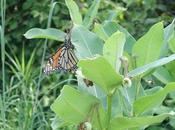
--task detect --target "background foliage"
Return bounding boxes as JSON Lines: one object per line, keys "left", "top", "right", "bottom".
{"left": 1, "top": 0, "right": 175, "bottom": 130}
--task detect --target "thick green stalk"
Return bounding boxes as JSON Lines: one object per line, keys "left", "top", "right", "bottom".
{"left": 96, "top": 109, "right": 103, "bottom": 130}
{"left": 106, "top": 94, "right": 112, "bottom": 130}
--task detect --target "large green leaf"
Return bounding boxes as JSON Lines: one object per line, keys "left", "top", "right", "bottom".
{"left": 78, "top": 56, "right": 123, "bottom": 94}
{"left": 83, "top": 0, "right": 101, "bottom": 28}
{"left": 94, "top": 21, "right": 136, "bottom": 53}
{"left": 65, "top": 0, "right": 82, "bottom": 25}
{"left": 71, "top": 25, "right": 103, "bottom": 59}
{"left": 133, "top": 82, "right": 175, "bottom": 116}
{"left": 24, "top": 28, "right": 65, "bottom": 41}
{"left": 128, "top": 54, "right": 175, "bottom": 77}
{"left": 51, "top": 85, "right": 99, "bottom": 124}
{"left": 103, "top": 31, "right": 126, "bottom": 72}
{"left": 110, "top": 113, "right": 175, "bottom": 130}
{"left": 132, "top": 22, "right": 163, "bottom": 67}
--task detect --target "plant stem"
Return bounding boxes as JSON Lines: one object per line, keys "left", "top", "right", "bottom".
{"left": 1, "top": 0, "right": 6, "bottom": 128}
{"left": 96, "top": 108, "right": 103, "bottom": 130}
{"left": 35, "top": 0, "right": 56, "bottom": 104}
{"left": 35, "top": 0, "right": 56, "bottom": 124}
{"left": 106, "top": 94, "right": 112, "bottom": 130}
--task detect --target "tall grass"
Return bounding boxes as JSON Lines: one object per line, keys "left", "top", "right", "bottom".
{"left": 35, "top": 0, "right": 57, "bottom": 128}
{"left": 1, "top": 0, "right": 6, "bottom": 129}
{"left": 0, "top": 0, "right": 60, "bottom": 129}
{"left": 0, "top": 0, "right": 77, "bottom": 129}
{"left": 36, "top": 0, "right": 57, "bottom": 107}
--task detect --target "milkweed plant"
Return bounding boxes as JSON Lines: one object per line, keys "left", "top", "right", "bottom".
{"left": 24, "top": 0, "right": 175, "bottom": 130}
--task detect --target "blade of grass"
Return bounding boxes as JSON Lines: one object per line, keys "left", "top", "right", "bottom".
{"left": 22, "top": 45, "right": 25, "bottom": 75}
{"left": 35, "top": 0, "right": 57, "bottom": 125}
{"left": 1, "top": 0, "right": 6, "bottom": 128}
{"left": 36, "top": 0, "right": 57, "bottom": 102}
{"left": 26, "top": 48, "right": 36, "bottom": 79}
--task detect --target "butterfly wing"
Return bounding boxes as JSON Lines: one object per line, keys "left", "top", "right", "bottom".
{"left": 44, "top": 47, "right": 64, "bottom": 74}
{"left": 44, "top": 46, "right": 78, "bottom": 74}
{"left": 58, "top": 47, "right": 78, "bottom": 72}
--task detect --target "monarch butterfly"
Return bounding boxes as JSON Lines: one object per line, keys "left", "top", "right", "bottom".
{"left": 44, "top": 32, "right": 78, "bottom": 74}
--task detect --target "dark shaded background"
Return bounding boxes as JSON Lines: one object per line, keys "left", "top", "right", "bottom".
{"left": 0, "top": 0, "right": 175, "bottom": 129}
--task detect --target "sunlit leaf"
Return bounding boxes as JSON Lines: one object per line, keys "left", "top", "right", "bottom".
{"left": 78, "top": 56, "right": 123, "bottom": 94}
{"left": 103, "top": 31, "right": 125, "bottom": 72}
{"left": 94, "top": 21, "right": 136, "bottom": 53}
{"left": 132, "top": 22, "right": 164, "bottom": 67}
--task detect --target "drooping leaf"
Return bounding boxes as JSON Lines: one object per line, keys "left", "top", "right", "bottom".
{"left": 71, "top": 25, "right": 103, "bottom": 59}
{"left": 132, "top": 22, "right": 164, "bottom": 67}
{"left": 51, "top": 85, "right": 99, "bottom": 124}
{"left": 83, "top": 0, "right": 101, "bottom": 28}
{"left": 103, "top": 31, "right": 126, "bottom": 72}
{"left": 78, "top": 56, "right": 123, "bottom": 94}
{"left": 128, "top": 54, "right": 175, "bottom": 77}
{"left": 133, "top": 82, "right": 175, "bottom": 116}
{"left": 24, "top": 28, "right": 65, "bottom": 41}
{"left": 65, "top": 0, "right": 82, "bottom": 24}
{"left": 110, "top": 113, "right": 175, "bottom": 130}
